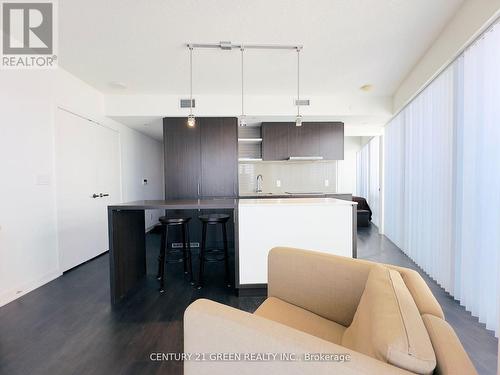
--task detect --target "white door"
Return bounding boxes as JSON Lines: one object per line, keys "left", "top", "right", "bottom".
{"left": 55, "top": 108, "right": 120, "bottom": 272}
{"left": 93, "top": 122, "right": 121, "bottom": 254}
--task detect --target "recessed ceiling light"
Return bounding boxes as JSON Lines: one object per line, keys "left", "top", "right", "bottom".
{"left": 108, "top": 81, "right": 127, "bottom": 90}
{"left": 360, "top": 84, "right": 373, "bottom": 92}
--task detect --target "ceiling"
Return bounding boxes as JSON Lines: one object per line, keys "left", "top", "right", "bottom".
{"left": 58, "top": 0, "right": 464, "bottom": 98}
{"left": 114, "top": 115, "right": 390, "bottom": 141}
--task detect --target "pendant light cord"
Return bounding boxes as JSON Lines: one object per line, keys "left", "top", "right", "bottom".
{"left": 189, "top": 47, "right": 193, "bottom": 116}
{"left": 297, "top": 48, "right": 300, "bottom": 117}
{"left": 241, "top": 47, "right": 245, "bottom": 117}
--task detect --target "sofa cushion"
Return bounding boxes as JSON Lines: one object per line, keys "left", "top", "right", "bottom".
{"left": 422, "top": 314, "right": 478, "bottom": 375}
{"left": 385, "top": 264, "right": 445, "bottom": 319}
{"left": 268, "top": 248, "right": 373, "bottom": 327}
{"left": 342, "top": 265, "right": 436, "bottom": 375}
{"left": 254, "top": 297, "right": 346, "bottom": 345}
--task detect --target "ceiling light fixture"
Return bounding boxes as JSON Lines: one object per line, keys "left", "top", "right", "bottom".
{"left": 295, "top": 47, "right": 303, "bottom": 127}
{"left": 239, "top": 46, "right": 247, "bottom": 127}
{"left": 108, "top": 81, "right": 127, "bottom": 90}
{"left": 360, "top": 84, "right": 373, "bottom": 92}
{"left": 187, "top": 45, "right": 195, "bottom": 128}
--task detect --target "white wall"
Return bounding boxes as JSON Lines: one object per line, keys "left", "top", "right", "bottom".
{"left": 106, "top": 93, "right": 392, "bottom": 118}
{"left": 337, "top": 136, "right": 362, "bottom": 194}
{"left": 0, "top": 68, "right": 163, "bottom": 307}
{"left": 120, "top": 118, "right": 164, "bottom": 229}
{"left": 394, "top": 0, "right": 500, "bottom": 112}
{"left": 0, "top": 70, "right": 60, "bottom": 307}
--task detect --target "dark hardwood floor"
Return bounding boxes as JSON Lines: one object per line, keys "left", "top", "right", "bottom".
{"left": 0, "top": 226, "right": 497, "bottom": 375}
{"left": 0, "top": 234, "right": 262, "bottom": 375}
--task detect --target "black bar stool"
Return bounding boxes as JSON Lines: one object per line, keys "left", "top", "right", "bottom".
{"left": 158, "top": 216, "right": 193, "bottom": 292}
{"left": 197, "top": 214, "right": 231, "bottom": 289}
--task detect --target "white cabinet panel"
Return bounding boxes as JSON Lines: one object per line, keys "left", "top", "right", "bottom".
{"left": 238, "top": 198, "right": 353, "bottom": 285}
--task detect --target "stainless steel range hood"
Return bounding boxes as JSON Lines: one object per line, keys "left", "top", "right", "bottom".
{"left": 287, "top": 156, "right": 324, "bottom": 161}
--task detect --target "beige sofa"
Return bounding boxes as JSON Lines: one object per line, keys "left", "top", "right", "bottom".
{"left": 184, "top": 247, "right": 477, "bottom": 375}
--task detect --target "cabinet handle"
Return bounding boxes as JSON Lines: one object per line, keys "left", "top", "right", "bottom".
{"left": 197, "top": 183, "right": 200, "bottom": 197}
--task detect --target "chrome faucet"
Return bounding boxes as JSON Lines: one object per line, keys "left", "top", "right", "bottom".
{"left": 256, "top": 174, "right": 263, "bottom": 193}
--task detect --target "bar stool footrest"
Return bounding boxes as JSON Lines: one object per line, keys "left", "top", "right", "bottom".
{"left": 202, "top": 249, "right": 228, "bottom": 262}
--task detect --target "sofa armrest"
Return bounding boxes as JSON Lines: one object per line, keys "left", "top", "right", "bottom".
{"left": 267, "top": 247, "right": 373, "bottom": 326}
{"left": 184, "top": 299, "right": 412, "bottom": 375}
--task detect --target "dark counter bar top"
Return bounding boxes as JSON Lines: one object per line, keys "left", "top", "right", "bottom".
{"left": 109, "top": 198, "right": 238, "bottom": 210}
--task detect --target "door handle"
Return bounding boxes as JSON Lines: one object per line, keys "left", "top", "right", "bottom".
{"left": 100, "top": 193, "right": 109, "bottom": 197}
{"left": 92, "top": 193, "right": 99, "bottom": 198}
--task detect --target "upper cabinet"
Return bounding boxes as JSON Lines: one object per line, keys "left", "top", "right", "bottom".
{"left": 164, "top": 118, "right": 201, "bottom": 199}
{"left": 200, "top": 118, "right": 238, "bottom": 197}
{"left": 261, "top": 122, "right": 289, "bottom": 160}
{"left": 318, "top": 122, "right": 344, "bottom": 160}
{"left": 288, "top": 122, "right": 321, "bottom": 158}
{"left": 164, "top": 117, "right": 238, "bottom": 199}
{"left": 262, "top": 122, "right": 344, "bottom": 161}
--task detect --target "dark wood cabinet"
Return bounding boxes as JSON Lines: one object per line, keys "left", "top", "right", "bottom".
{"left": 200, "top": 118, "right": 238, "bottom": 197}
{"left": 261, "top": 121, "right": 344, "bottom": 161}
{"left": 319, "top": 122, "right": 344, "bottom": 160}
{"left": 289, "top": 122, "right": 321, "bottom": 157}
{"left": 163, "top": 117, "right": 238, "bottom": 199}
{"left": 262, "top": 122, "right": 290, "bottom": 161}
{"left": 163, "top": 118, "right": 201, "bottom": 199}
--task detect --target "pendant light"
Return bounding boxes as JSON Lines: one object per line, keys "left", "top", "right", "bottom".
{"left": 239, "top": 47, "right": 247, "bottom": 127}
{"left": 295, "top": 47, "right": 302, "bottom": 127}
{"left": 187, "top": 46, "right": 196, "bottom": 127}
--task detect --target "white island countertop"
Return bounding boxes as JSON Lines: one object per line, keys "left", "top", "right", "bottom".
{"left": 239, "top": 197, "right": 357, "bottom": 207}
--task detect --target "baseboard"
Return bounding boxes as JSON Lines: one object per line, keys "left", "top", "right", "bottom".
{"left": 62, "top": 250, "right": 108, "bottom": 274}
{"left": 146, "top": 224, "right": 159, "bottom": 233}
{"left": 0, "top": 269, "right": 62, "bottom": 308}
{"left": 237, "top": 283, "right": 267, "bottom": 297}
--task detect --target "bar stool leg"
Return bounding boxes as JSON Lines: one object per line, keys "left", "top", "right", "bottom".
{"left": 157, "top": 225, "right": 166, "bottom": 280}
{"left": 222, "top": 222, "right": 230, "bottom": 287}
{"left": 197, "top": 222, "right": 207, "bottom": 289}
{"left": 181, "top": 224, "right": 188, "bottom": 275}
{"left": 186, "top": 224, "right": 193, "bottom": 284}
{"left": 159, "top": 225, "right": 168, "bottom": 293}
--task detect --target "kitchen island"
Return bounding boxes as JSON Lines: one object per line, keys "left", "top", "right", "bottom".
{"left": 238, "top": 198, "right": 357, "bottom": 288}
{"left": 108, "top": 198, "right": 356, "bottom": 304}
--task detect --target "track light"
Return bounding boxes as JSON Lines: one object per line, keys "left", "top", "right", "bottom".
{"left": 187, "top": 46, "right": 195, "bottom": 127}
{"left": 184, "top": 42, "right": 305, "bottom": 128}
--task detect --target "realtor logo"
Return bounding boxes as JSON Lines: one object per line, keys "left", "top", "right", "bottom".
{"left": 1, "top": 1, "right": 57, "bottom": 68}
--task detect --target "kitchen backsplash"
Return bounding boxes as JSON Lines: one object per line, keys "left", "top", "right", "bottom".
{"left": 239, "top": 161, "right": 337, "bottom": 194}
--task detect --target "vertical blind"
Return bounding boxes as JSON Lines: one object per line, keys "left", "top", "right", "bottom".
{"left": 383, "top": 22, "right": 500, "bottom": 336}
{"left": 356, "top": 137, "right": 381, "bottom": 228}
{"left": 454, "top": 24, "right": 500, "bottom": 335}
{"left": 384, "top": 118, "right": 405, "bottom": 248}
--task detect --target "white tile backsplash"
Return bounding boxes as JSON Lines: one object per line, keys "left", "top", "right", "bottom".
{"left": 239, "top": 161, "right": 337, "bottom": 194}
